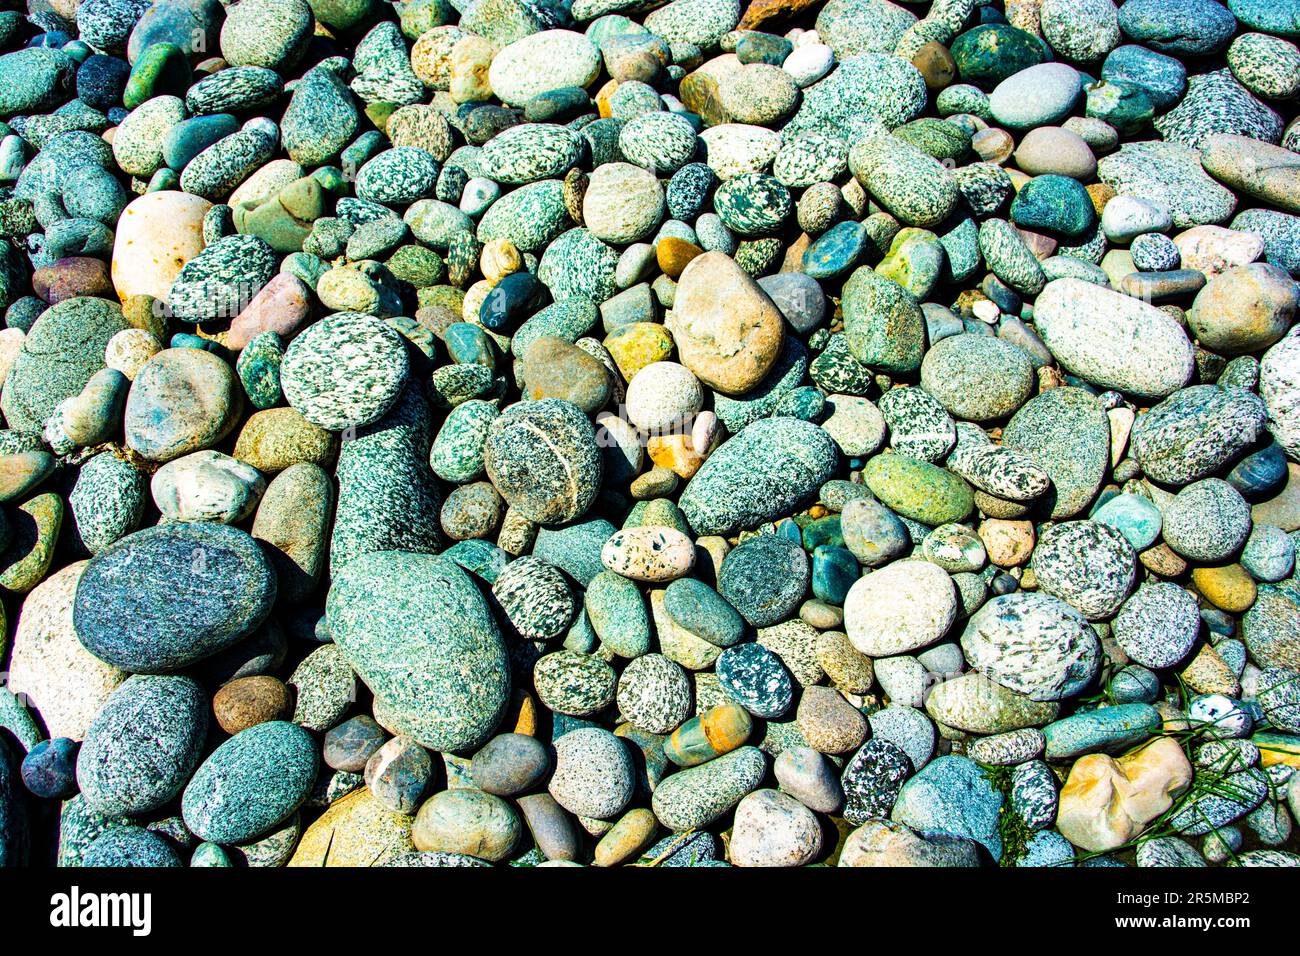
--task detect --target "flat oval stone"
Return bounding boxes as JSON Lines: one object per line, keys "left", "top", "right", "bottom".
{"left": 1131, "top": 384, "right": 1269, "bottom": 486}
{"left": 181, "top": 720, "right": 317, "bottom": 844}
{"left": 862, "top": 454, "right": 974, "bottom": 526}
{"left": 76, "top": 675, "right": 208, "bottom": 816}
{"left": 601, "top": 526, "right": 695, "bottom": 582}
{"left": 73, "top": 522, "right": 276, "bottom": 674}
{"left": 845, "top": 559, "right": 958, "bottom": 656}
{"left": 0, "top": 296, "right": 129, "bottom": 432}
{"left": 651, "top": 745, "right": 767, "bottom": 831}
{"left": 327, "top": 550, "right": 510, "bottom": 752}
{"left": 680, "top": 417, "right": 839, "bottom": 536}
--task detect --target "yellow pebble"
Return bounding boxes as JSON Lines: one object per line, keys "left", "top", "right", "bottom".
{"left": 480, "top": 238, "right": 522, "bottom": 285}
{"left": 1191, "top": 563, "right": 1256, "bottom": 613}
{"left": 604, "top": 321, "right": 674, "bottom": 381}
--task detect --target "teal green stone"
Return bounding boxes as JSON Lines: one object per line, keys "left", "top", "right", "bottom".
{"left": 83, "top": 826, "right": 180, "bottom": 867}
{"left": 512, "top": 299, "right": 600, "bottom": 357}
{"left": 950, "top": 24, "right": 1046, "bottom": 88}
{"left": 445, "top": 322, "right": 497, "bottom": 370}
{"left": 1085, "top": 80, "right": 1154, "bottom": 137}
{"left": 1091, "top": 493, "right": 1162, "bottom": 551}
{"left": 584, "top": 570, "right": 651, "bottom": 658}
{"left": 123, "top": 42, "right": 190, "bottom": 109}
{"left": 680, "top": 417, "right": 839, "bottom": 536}
{"left": 803, "top": 220, "right": 867, "bottom": 279}
{"left": 443, "top": 538, "right": 510, "bottom": 585}
{"left": 537, "top": 228, "right": 619, "bottom": 303}
{"left": 802, "top": 515, "right": 844, "bottom": 550}
{"left": 429, "top": 398, "right": 498, "bottom": 484}
{"left": 235, "top": 331, "right": 284, "bottom": 410}
{"left": 663, "top": 578, "right": 745, "bottom": 648}
{"left": 771, "top": 384, "right": 826, "bottom": 422}
{"left": 477, "top": 179, "right": 571, "bottom": 253}
{"left": 162, "top": 114, "right": 239, "bottom": 172}
{"left": 533, "top": 519, "right": 617, "bottom": 587}
{"left": 841, "top": 266, "right": 926, "bottom": 374}
{"left": 0, "top": 689, "right": 42, "bottom": 753}
{"left": 181, "top": 721, "right": 317, "bottom": 845}
{"left": 1010, "top": 174, "right": 1095, "bottom": 238}
{"left": 1042, "top": 704, "right": 1162, "bottom": 759}
{"left": 812, "top": 545, "right": 859, "bottom": 605}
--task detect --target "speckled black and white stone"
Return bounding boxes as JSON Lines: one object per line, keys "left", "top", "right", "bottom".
{"left": 716, "top": 642, "right": 794, "bottom": 719}
{"left": 491, "top": 556, "right": 576, "bottom": 641}
{"left": 1132, "top": 384, "right": 1269, "bottom": 485}
{"left": 1010, "top": 759, "right": 1058, "bottom": 831}
{"left": 946, "top": 422, "right": 1052, "bottom": 501}
{"left": 533, "top": 650, "right": 618, "bottom": 717}
{"left": 281, "top": 312, "right": 411, "bottom": 431}
{"left": 616, "top": 653, "right": 692, "bottom": 734}
{"left": 840, "top": 739, "right": 912, "bottom": 825}
{"left": 960, "top": 592, "right": 1101, "bottom": 701}
{"left": 1031, "top": 520, "right": 1137, "bottom": 621}
{"left": 355, "top": 147, "right": 440, "bottom": 205}
{"left": 185, "top": 67, "right": 284, "bottom": 115}
{"left": 1154, "top": 69, "right": 1283, "bottom": 150}
{"left": 77, "top": 675, "right": 208, "bottom": 817}
{"left": 1113, "top": 582, "right": 1205, "bottom": 669}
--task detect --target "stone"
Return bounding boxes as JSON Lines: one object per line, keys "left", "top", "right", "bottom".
{"left": 327, "top": 550, "right": 510, "bottom": 752}
{"left": 845, "top": 559, "right": 958, "bottom": 657}
{"left": 73, "top": 523, "right": 275, "bottom": 674}
{"left": 960, "top": 592, "right": 1101, "bottom": 701}
{"left": 182, "top": 721, "right": 317, "bottom": 845}
{"left": 669, "top": 251, "right": 783, "bottom": 395}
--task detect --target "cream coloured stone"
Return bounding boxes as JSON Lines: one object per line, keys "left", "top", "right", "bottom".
{"left": 110, "top": 191, "right": 212, "bottom": 303}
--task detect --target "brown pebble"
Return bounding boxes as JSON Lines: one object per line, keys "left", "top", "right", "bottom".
{"left": 213, "top": 675, "right": 293, "bottom": 734}
{"left": 911, "top": 41, "right": 956, "bottom": 90}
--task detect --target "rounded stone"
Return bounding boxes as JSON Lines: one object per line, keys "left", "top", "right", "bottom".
{"left": 77, "top": 675, "right": 208, "bottom": 816}
{"left": 548, "top": 727, "right": 634, "bottom": 819}
{"left": 73, "top": 522, "right": 276, "bottom": 674}
{"left": 960, "top": 592, "right": 1101, "bottom": 701}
